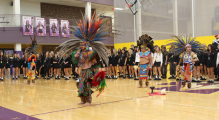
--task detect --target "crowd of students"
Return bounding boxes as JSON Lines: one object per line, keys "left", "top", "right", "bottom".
{"left": 1, "top": 36, "right": 219, "bottom": 82}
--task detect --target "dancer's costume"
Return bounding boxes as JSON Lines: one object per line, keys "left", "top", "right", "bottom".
{"left": 25, "top": 35, "right": 38, "bottom": 84}
{"left": 57, "top": 13, "right": 114, "bottom": 103}
{"left": 137, "top": 34, "right": 154, "bottom": 87}
{"left": 165, "top": 36, "right": 202, "bottom": 87}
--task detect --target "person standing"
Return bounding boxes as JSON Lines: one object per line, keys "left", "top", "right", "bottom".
{"left": 43, "top": 52, "right": 50, "bottom": 80}
{"left": 161, "top": 46, "right": 168, "bottom": 79}
{"left": 0, "top": 52, "right": 5, "bottom": 81}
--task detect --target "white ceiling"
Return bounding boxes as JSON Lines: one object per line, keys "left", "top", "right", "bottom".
{"left": 21, "top": 0, "right": 114, "bottom": 10}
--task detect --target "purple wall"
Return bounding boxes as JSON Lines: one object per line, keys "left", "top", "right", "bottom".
{"left": 0, "top": 27, "right": 114, "bottom": 45}
{"left": 80, "top": 0, "right": 113, "bottom": 6}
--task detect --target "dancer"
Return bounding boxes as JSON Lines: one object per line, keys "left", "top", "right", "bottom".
{"left": 57, "top": 13, "right": 114, "bottom": 106}
{"left": 166, "top": 36, "right": 202, "bottom": 88}
{"left": 24, "top": 35, "right": 39, "bottom": 84}
{"left": 137, "top": 34, "right": 154, "bottom": 88}
{"left": 27, "top": 54, "right": 37, "bottom": 84}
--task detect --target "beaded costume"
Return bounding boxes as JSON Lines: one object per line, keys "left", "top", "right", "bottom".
{"left": 137, "top": 34, "right": 154, "bottom": 87}
{"left": 166, "top": 36, "right": 202, "bottom": 88}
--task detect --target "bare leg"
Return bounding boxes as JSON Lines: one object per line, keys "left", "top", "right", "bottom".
{"left": 154, "top": 67, "right": 158, "bottom": 79}
{"left": 158, "top": 67, "right": 161, "bottom": 79}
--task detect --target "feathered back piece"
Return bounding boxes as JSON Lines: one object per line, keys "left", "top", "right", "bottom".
{"left": 166, "top": 35, "right": 203, "bottom": 55}
{"left": 137, "top": 34, "right": 154, "bottom": 52}
{"left": 57, "top": 12, "right": 114, "bottom": 64}
{"left": 25, "top": 34, "right": 38, "bottom": 55}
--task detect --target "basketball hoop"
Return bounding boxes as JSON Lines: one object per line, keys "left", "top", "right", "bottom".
{"left": 125, "top": 3, "right": 132, "bottom": 8}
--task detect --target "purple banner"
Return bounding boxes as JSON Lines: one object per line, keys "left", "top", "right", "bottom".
{"left": 22, "top": 16, "right": 33, "bottom": 35}
{"left": 36, "top": 17, "right": 46, "bottom": 36}
{"left": 61, "top": 20, "right": 70, "bottom": 37}
{"left": 50, "top": 19, "right": 59, "bottom": 36}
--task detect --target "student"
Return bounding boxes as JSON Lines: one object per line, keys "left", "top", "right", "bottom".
{"left": 111, "top": 49, "right": 119, "bottom": 79}
{"left": 43, "top": 52, "right": 51, "bottom": 80}
{"left": 0, "top": 52, "right": 5, "bottom": 81}
{"left": 153, "top": 47, "right": 163, "bottom": 80}
{"left": 134, "top": 47, "right": 140, "bottom": 80}
{"left": 21, "top": 53, "right": 28, "bottom": 79}
{"left": 12, "top": 53, "right": 19, "bottom": 79}
{"left": 118, "top": 49, "right": 127, "bottom": 78}
{"left": 161, "top": 46, "right": 168, "bottom": 78}
{"left": 207, "top": 44, "right": 216, "bottom": 83}
{"left": 5, "top": 54, "right": 11, "bottom": 79}
{"left": 127, "top": 49, "right": 135, "bottom": 78}
{"left": 53, "top": 53, "right": 61, "bottom": 79}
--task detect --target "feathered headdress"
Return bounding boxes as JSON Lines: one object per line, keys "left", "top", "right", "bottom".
{"left": 137, "top": 34, "right": 154, "bottom": 52}
{"left": 165, "top": 35, "right": 203, "bottom": 55}
{"left": 57, "top": 12, "right": 115, "bottom": 64}
{"left": 25, "top": 34, "right": 38, "bottom": 55}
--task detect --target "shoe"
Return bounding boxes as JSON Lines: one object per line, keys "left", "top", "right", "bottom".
{"left": 149, "top": 77, "right": 152, "bottom": 80}
{"left": 58, "top": 77, "right": 60, "bottom": 79}
{"left": 187, "top": 82, "right": 191, "bottom": 88}
{"left": 134, "top": 78, "right": 139, "bottom": 80}
{"left": 123, "top": 76, "right": 126, "bottom": 78}
{"left": 176, "top": 78, "right": 180, "bottom": 81}
{"left": 168, "top": 76, "right": 173, "bottom": 79}
{"left": 162, "top": 76, "right": 166, "bottom": 79}
{"left": 192, "top": 79, "right": 197, "bottom": 82}
{"left": 208, "top": 80, "right": 214, "bottom": 83}
{"left": 65, "top": 78, "right": 69, "bottom": 80}
{"left": 108, "top": 76, "right": 112, "bottom": 79}
{"left": 172, "top": 76, "right": 176, "bottom": 79}
{"left": 47, "top": 77, "right": 50, "bottom": 80}
{"left": 69, "top": 76, "right": 71, "bottom": 78}
{"left": 55, "top": 77, "right": 58, "bottom": 79}
{"left": 16, "top": 77, "right": 18, "bottom": 79}
{"left": 44, "top": 76, "right": 46, "bottom": 79}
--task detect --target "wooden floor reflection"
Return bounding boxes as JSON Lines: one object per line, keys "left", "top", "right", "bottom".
{"left": 0, "top": 76, "right": 219, "bottom": 120}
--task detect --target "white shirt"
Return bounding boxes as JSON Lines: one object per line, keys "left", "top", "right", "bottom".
{"left": 153, "top": 52, "right": 163, "bottom": 65}
{"left": 135, "top": 52, "right": 140, "bottom": 62}
{"left": 213, "top": 39, "right": 219, "bottom": 44}
{"left": 216, "top": 53, "right": 219, "bottom": 65}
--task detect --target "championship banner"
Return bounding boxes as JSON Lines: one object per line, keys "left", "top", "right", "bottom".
{"left": 61, "top": 20, "right": 70, "bottom": 37}
{"left": 36, "top": 17, "right": 46, "bottom": 36}
{"left": 50, "top": 19, "right": 59, "bottom": 36}
{"left": 23, "top": 16, "right": 33, "bottom": 35}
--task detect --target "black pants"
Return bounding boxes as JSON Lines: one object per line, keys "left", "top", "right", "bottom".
{"left": 44, "top": 66, "right": 50, "bottom": 77}
{"left": 169, "top": 62, "right": 176, "bottom": 76}
{"left": 36, "top": 66, "right": 40, "bottom": 76}
{"left": 41, "top": 66, "right": 44, "bottom": 76}
{"left": 161, "top": 64, "right": 167, "bottom": 76}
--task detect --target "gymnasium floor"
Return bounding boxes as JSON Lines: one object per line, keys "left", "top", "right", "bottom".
{"left": 0, "top": 76, "right": 219, "bottom": 120}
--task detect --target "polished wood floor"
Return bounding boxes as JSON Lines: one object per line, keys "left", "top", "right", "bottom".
{"left": 0, "top": 75, "right": 219, "bottom": 120}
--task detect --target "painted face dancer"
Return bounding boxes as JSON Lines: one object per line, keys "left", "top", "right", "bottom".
{"left": 137, "top": 34, "right": 154, "bottom": 88}
{"left": 57, "top": 12, "right": 117, "bottom": 106}
{"left": 166, "top": 36, "right": 202, "bottom": 88}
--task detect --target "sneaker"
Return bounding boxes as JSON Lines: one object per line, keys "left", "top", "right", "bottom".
{"left": 65, "top": 78, "right": 69, "bottom": 80}
{"left": 134, "top": 77, "right": 139, "bottom": 80}
{"left": 47, "top": 77, "right": 50, "bottom": 80}
{"left": 123, "top": 76, "right": 126, "bottom": 78}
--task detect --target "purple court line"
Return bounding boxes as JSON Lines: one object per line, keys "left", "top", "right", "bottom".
{"left": 31, "top": 95, "right": 150, "bottom": 117}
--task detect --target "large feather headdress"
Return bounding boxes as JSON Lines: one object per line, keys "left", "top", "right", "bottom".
{"left": 137, "top": 34, "right": 154, "bottom": 52}
{"left": 57, "top": 12, "right": 116, "bottom": 64}
{"left": 25, "top": 34, "right": 38, "bottom": 55}
{"left": 165, "top": 35, "right": 203, "bottom": 55}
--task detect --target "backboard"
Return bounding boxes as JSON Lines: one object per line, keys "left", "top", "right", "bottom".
{"left": 139, "top": 0, "right": 153, "bottom": 12}
{"left": 125, "top": 0, "right": 142, "bottom": 15}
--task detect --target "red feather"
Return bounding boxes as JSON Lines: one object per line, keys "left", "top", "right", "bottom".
{"left": 92, "top": 71, "right": 105, "bottom": 87}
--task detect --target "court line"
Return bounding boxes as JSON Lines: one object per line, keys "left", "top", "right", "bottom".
{"left": 30, "top": 95, "right": 149, "bottom": 117}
